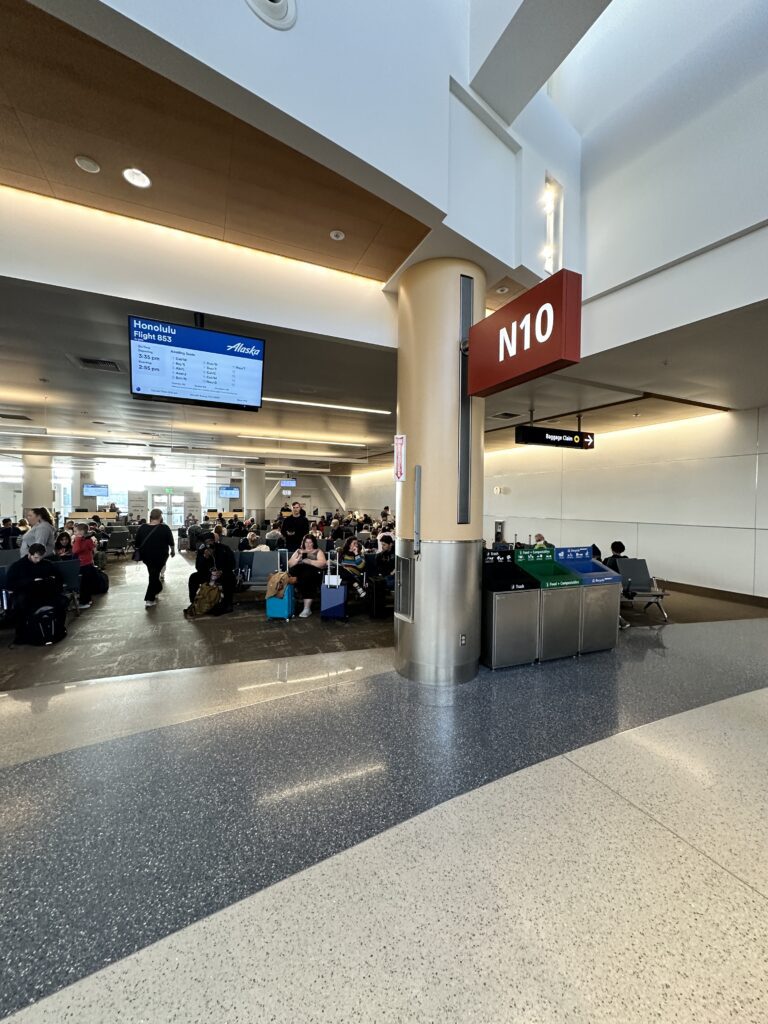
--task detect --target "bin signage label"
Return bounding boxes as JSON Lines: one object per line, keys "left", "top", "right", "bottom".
{"left": 515, "top": 548, "right": 554, "bottom": 564}
{"left": 468, "top": 269, "right": 582, "bottom": 397}
{"left": 555, "top": 546, "right": 592, "bottom": 562}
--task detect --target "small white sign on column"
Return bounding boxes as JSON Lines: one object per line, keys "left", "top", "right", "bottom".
{"left": 394, "top": 434, "right": 406, "bottom": 482}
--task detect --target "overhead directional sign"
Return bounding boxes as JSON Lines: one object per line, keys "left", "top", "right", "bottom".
{"left": 468, "top": 269, "right": 582, "bottom": 397}
{"left": 515, "top": 425, "right": 595, "bottom": 450}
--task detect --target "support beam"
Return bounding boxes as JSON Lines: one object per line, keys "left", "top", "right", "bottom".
{"left": 321, "top": 476, "right": 347, "bottom": 513}
{"left": 471, "top": 0, "right": 613, "bottom": 124}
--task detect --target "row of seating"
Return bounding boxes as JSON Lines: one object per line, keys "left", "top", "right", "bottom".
{"left": 0, "top": 559, "right": 83, "bottom": 620}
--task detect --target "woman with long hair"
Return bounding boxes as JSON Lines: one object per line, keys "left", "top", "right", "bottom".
{"left": 288, "top": 534, "right": 327, "bottom": 618}
{"left": 20, "top": 507, "right": 55, "bottom": 557}
{"left": 339, "top": 537, "right": 367, "bottom": 599}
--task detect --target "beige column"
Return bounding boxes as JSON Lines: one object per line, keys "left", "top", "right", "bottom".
{"left": 395, "top": 258, "right": 486, "bottom": 684}
{"left": 22, "top": 454, "right": 54, "bottom": 517}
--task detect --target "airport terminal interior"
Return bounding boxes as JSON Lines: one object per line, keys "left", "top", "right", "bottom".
{"left": 1, "top": 0, "right": 767, "bottom": 1020}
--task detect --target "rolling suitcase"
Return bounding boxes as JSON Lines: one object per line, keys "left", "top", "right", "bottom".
{"left": 320, "top": 551, "right": 347, "bottom": 620}
{"left": 266, "top": 550, "right": 294, "bottom": 621}
{"left": 369, "top": 576, "right": 392, "bottom": 619}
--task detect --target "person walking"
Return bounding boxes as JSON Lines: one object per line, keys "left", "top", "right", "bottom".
{"left": 135, "top": 508, "right": 175, "bottom": 608}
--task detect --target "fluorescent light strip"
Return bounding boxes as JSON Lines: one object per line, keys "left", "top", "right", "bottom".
{"left": 262, "top": 397, "right": 391, "bottom": 415}
{"left": 237, "top": 435, "right": 366, "bottom": 447}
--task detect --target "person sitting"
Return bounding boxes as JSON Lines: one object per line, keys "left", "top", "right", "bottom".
{"left": 0, "top": 517, "right": 21, "bottom": 550}
{"left": 264, "top": 521, "right": 284, "bottom": 550}
{"left": 289, "top": 534, "right": 327, "bottom": 618}
{"left": 229, "top": 516, "right": 246, "bottom": 538}
{"left": 187, "top": 531, "right": 236, "bottom": 614}
{"left": 6, "top": 543, "right": 66, "bottom": 645}
{"left": 54, "top": 531, "right": 74, "bottom": 558}
{"left": 374, "top": 535, "right": 396, "bottom": 590}
{"left": 601, "top": 541, "right": 631, "bottom": 630}
{"left": 339, "top": 537, "right": 367, "bottom": 599}
{"left": 239, "top": 530, "right": 261, "bottom": 552}
{"left": 188, "top": 520, "right": 203, "bottom": 551}
{"left": 602, "top": 540, "right": 626, "bottom": 573}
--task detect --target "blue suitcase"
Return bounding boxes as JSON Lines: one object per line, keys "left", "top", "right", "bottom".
{"left": 266, "top": 551, "right": 294, "bottom": 620}
{"left": 267, "top": 584, "right": 294, "bottom": 620}
{"left": 320, "top": 582, "right": 347, "bottom": 620}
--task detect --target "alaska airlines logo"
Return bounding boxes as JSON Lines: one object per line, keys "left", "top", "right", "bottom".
{"left": 227, "top": 342, "right": 261, "bottom": 357}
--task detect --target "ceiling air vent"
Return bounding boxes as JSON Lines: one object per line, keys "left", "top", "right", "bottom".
{"left": 0, "top": 413, "right": 32, "bottom": 421}
{"left": 492, "top": 411, "right": 518, "bottom": 420}
{"left": 78, "top": 357, "right": 122, "bottom": 372}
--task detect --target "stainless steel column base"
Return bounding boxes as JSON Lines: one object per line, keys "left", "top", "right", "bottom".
{"left": 394, "top": 539, "right": 482, "bottom": 685}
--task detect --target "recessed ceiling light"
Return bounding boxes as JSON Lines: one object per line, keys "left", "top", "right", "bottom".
{"left": 75, "top": 155, "right": 101, "bottom": 174}
{"left": 122, "top": 167, "right": 152, "bottom": 189}
{"left": 261, "top": 396, "right": 391, "bottom": 415}
{"left": 330, "top": 229, "right": 346, "bottom": 241}
{"left": 495, "top": 286, "right": 509, "bottom": 295}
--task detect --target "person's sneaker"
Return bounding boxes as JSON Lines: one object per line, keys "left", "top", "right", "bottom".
{"left": 145, "top": 600, "right": 157, "bottom": 608}
{"left": 299, "top": 608, "right": 312, "bottom": 618}
{"left": 619, "top": 621, "right": 630, "bottom": 630}
{"left": 78, "top": 601, "right": 92, "bottom": 610}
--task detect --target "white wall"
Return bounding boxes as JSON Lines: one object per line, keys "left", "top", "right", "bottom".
{"left": 264, "top": 475, "right": 343, "bottom": 521}
{"left": 0, "top": 483, "right": 23, "bottom": 521}
{"left": 345, "top": 470, "right": 397, "bottom": 520}
{"left": 582, "top": 64, "right": 768, "bottom": 299}
{"left": 484, "top": 409, "right": 768, "bottom": 596}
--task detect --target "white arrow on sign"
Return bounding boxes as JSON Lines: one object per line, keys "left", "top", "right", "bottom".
{"left": 584, "top": 434, "right": 594, "bottom": 448}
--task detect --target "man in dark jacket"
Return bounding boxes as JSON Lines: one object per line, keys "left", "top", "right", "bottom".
{"left": 187, "top": 531, "right": 236, "bottom": 612}
{"left": 6, "top": 543, "right": 66, "bottom": 644}
{"left": 280, "top": 502, "right": 309, "bottom": 553}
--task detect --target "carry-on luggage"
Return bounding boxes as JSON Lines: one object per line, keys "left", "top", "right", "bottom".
{"left": 320, "top": 551, "right": 347, "bottom": 620}
{"left": 266, "top": 550, "right": 294, "bottom": 621}
{"left": 26, "top": 604, "right": 67, "bottom": 646}
{"left": 369, "top": 576, "right": 392, "bottom": 619}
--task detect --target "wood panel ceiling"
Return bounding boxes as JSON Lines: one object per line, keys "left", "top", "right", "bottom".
{"left": 0, "top": 0, "right": 429, "bottom": 280}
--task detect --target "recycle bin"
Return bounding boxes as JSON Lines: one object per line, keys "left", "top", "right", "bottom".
{"left": 481, "top": 550, "right": 541, "bottom": 668}
{"left": 554, "top": 547, "right": 622, "bottom": 653}
{"left": 514, "top": 548, "right": 582, "bottom": 661}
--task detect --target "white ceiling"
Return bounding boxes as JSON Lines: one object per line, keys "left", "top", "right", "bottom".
{"left": 0, "top": 276, "right": 397, "bottom": 471}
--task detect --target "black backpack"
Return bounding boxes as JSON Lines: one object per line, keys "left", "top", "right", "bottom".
{"left": 26, "top": 604, "right": 67, "bottom": 646}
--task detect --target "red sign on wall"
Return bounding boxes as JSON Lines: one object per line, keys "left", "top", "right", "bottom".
{"left": 468, "top": 269, "right": 582, "bottom": 398}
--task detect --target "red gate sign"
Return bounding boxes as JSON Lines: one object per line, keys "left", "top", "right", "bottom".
{"left": 468, "top": 269, "right": 582, "bottom": 397}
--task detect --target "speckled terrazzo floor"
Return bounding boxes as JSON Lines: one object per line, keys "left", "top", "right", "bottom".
{"left": 1, "top": 619, "right": 767, "bottom": 1020}
{"left": 0, "top": 552, "right": 393, "bottom": 691}
{"left": 4, "top": 684, "right": 768, "bottom": 1023}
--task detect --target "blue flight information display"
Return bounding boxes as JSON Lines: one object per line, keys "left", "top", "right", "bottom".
{"left": 128, "top": 316, "right": 265, "bottom": 411}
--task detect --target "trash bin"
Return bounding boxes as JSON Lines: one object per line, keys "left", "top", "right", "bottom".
{"left": 514, "top": 548, "right": 582, "bottom": 661}
{"left": 481, "top": 550, "right": 541, "bottom": 668}
{"left": 554, "top": 547, "right": 622, "bottom": 653}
